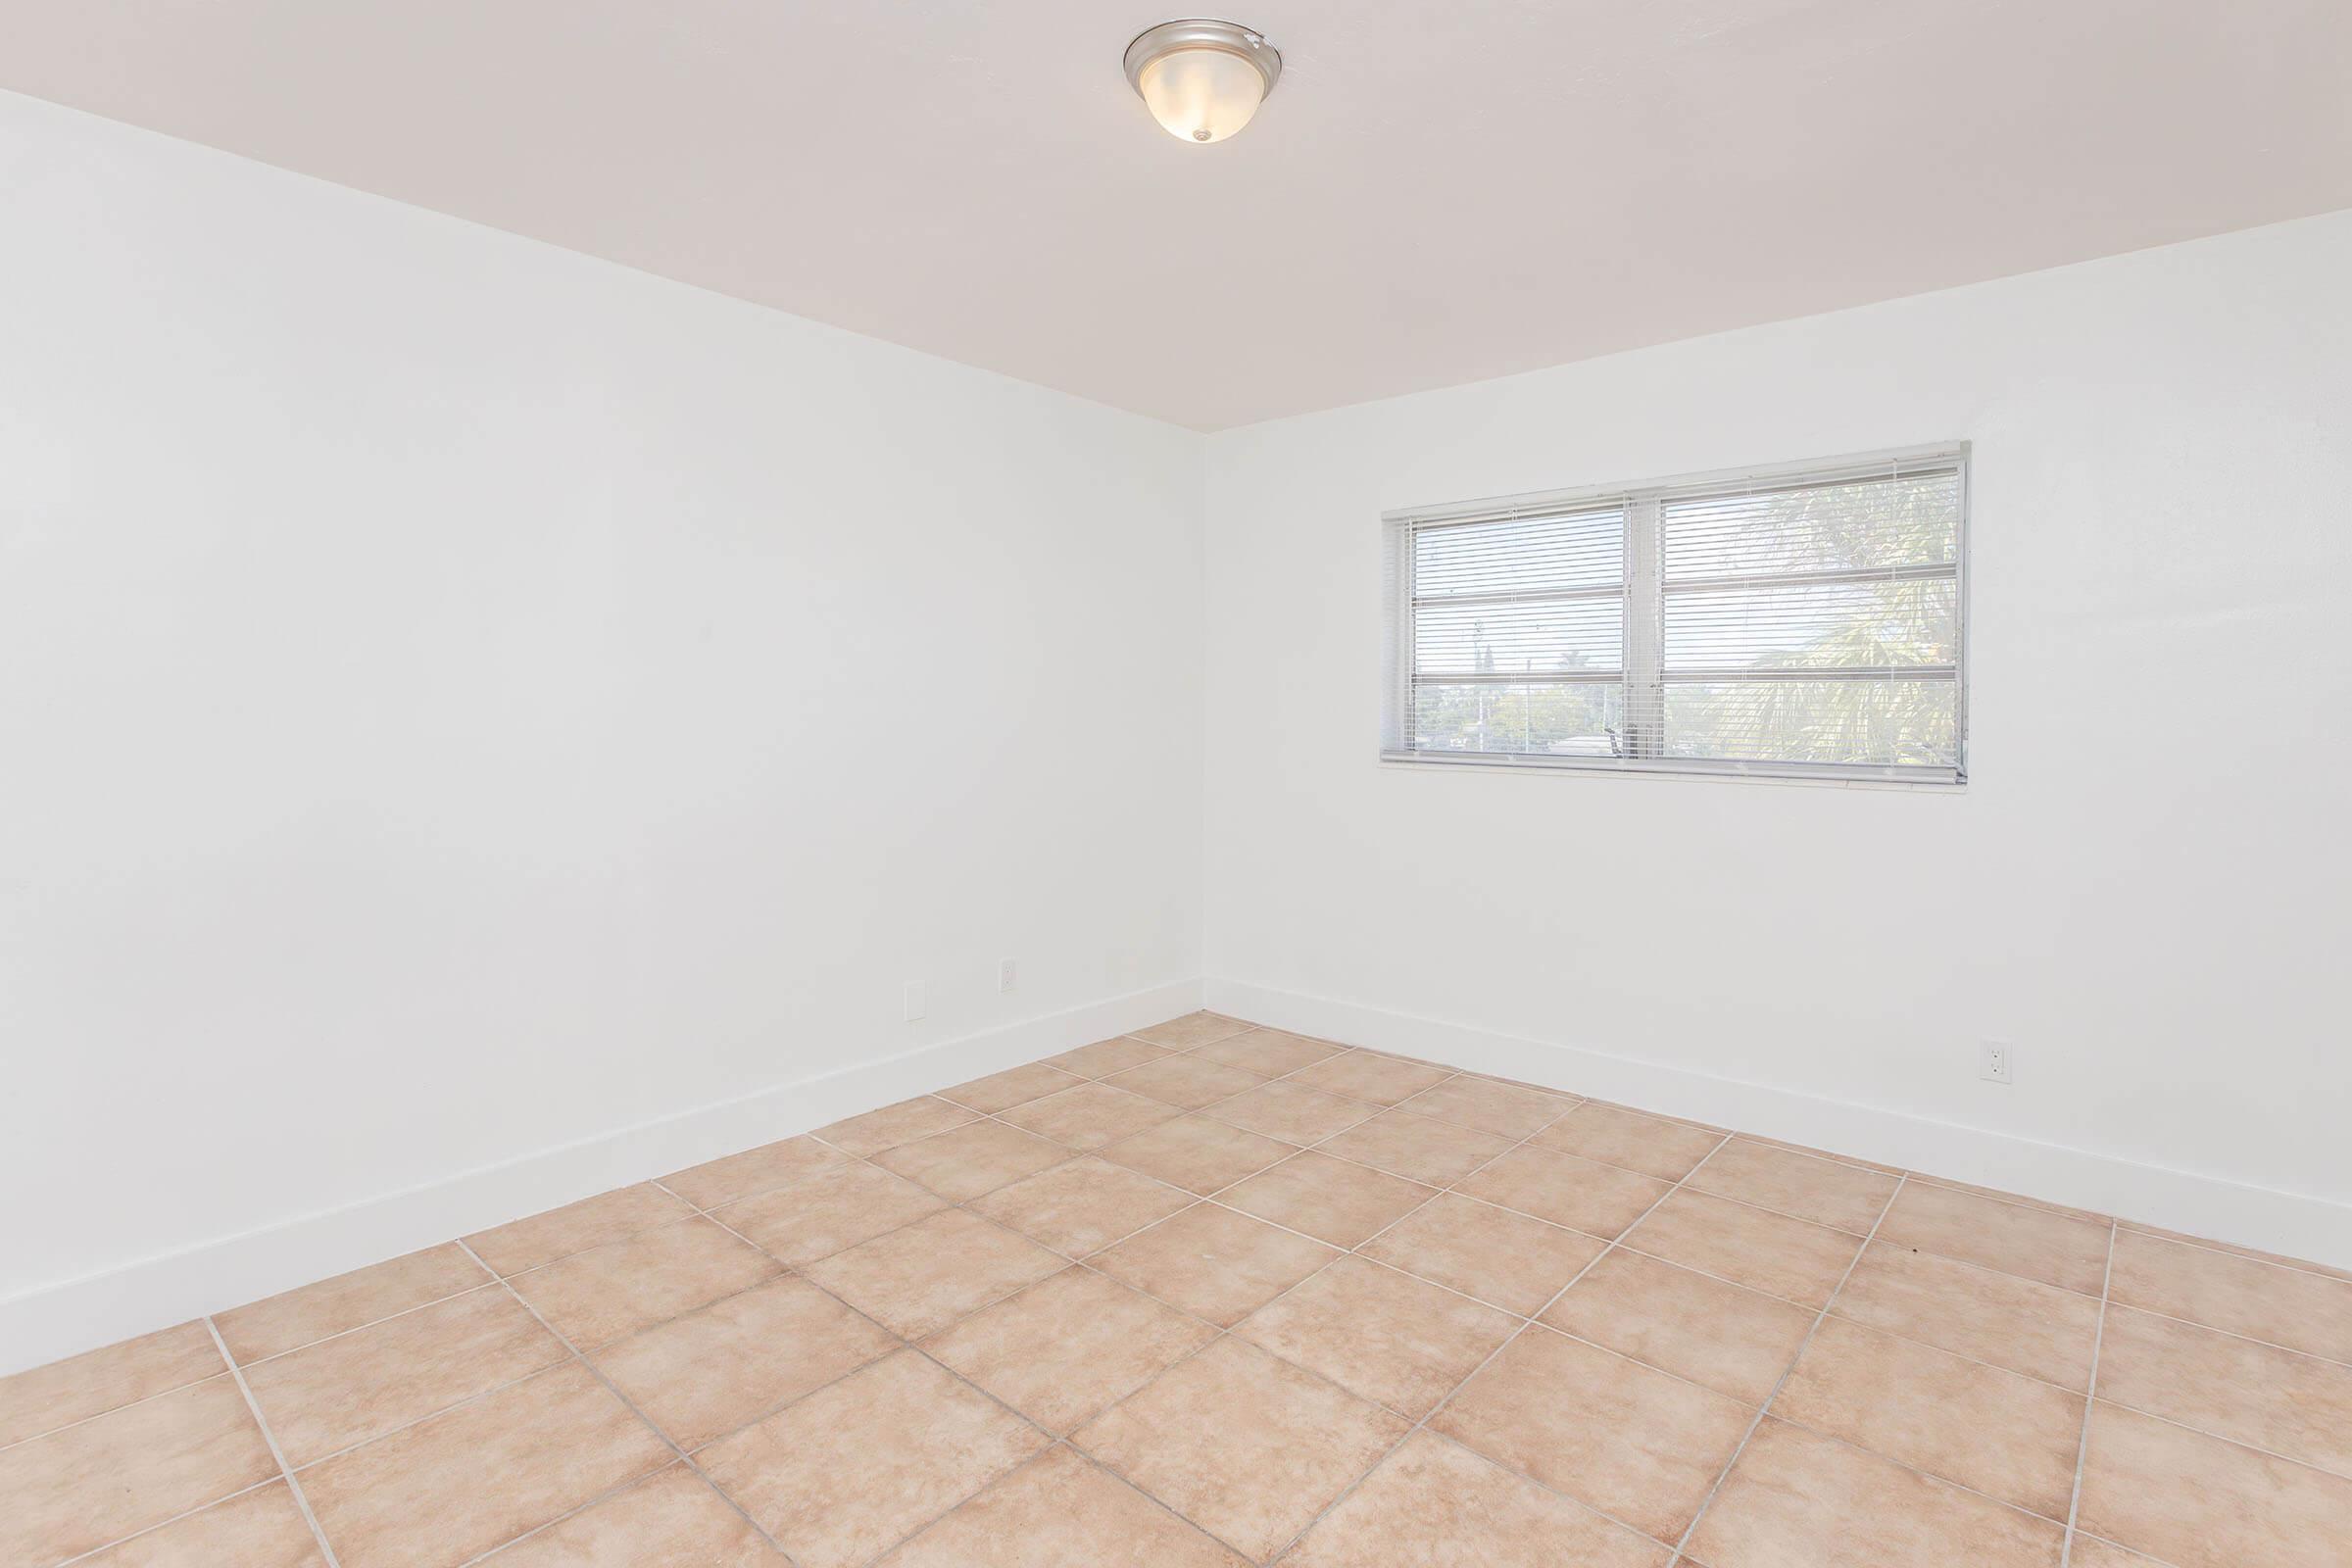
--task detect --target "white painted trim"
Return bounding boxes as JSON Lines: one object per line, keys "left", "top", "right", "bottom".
{"left": 0, "top": 979, "right": 1201, "bottom": 1376}
{"left": 1205, "top": 977, "right": 2352, "bottom": 1273}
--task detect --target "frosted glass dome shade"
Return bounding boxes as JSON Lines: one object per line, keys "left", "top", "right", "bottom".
{"left": 1123, "top": 22, "right": 1282, "bottom": 145}
{"left": 1138, "top": 46, "right": 1267, "bottom": 143}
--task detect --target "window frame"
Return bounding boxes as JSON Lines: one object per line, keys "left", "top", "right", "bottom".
{"left": 1381, "top": 443, "right": 1970, "bottom": 787}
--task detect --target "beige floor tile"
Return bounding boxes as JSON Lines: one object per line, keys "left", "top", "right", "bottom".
{"left": 1042, "top": 1035, "right": 1172, "bottom": 1078}
{"left": 0, "top": 1320, "right": 223, "bottom": 1447}
{"left": 2067, "top": 1539, "right": 2174, "bottom": 1568}
{"left": 1282, "top": 1050, "right": 1452, "bottom": 1105}
{"left": 1286, "top": 1431, "right": 1671, "bottom": 1568}
{"left": 466, "top": 1185, "right": 698, "bottom": 1278}
{"left": 1098, "top": 1113, "right": 1299, "bottom": 1195}
{"left": 1130, "top": 1011, "right": 1255, "bottom": 1050}
{"left": 2077, "top": 1400, "right": 2352, "bottom": 1568}
{"left": 1216, "top": 1151, "right": 1438, "bottom": 1248}
{"left": 1073, "top": 1337, "right": 1407, "bottom": 1560}
{"left": 925, "top": 1267, "right": 1216, "bottom": 1433}
{"left": 1832, "top": 1241, "right": 2103, "bottom": 1390}
{"left": 935, "top": 1060, "right": 1088, "bottom": 1114}
{"left": 2117, "top": 1221, "right": 2352, "bottom": 1284}
{"left": 1457, "top": 1144, "right": 1672, "bottom": 1239}
{"left": 299, "top": 1363, "right": 669, "bottom": 1568}
{"left": 591, "top": 1276, "right": 898, "bottom": 1449}
{"left": 1101, "top": 1053, "right": 1267, "bottom": 1109}
{"left": 697, "top": 1350, "right": 1045, "bottom": 1568}
{"left": 710, "top": 1158, "right": 947, "bottom": 1265}
{"left": 966, "top": 1155, "right": 1196, "bottom": 1256}
{"left": 661, "top": 1136, "right": 846, "bottom": 1210}
{"left": 1315, "top": 1109, "right": 1514, "bottom": 1186}
{"left": 812, "top": 1096, "right": 979, "bottom": 1157}
{"left": 1191, "top": 1027, "right": 1349, "bottom": 1076}
{"left": 1910, "top": 1174, "right": 2110, "bottom": 1227}
{"left": 2108, "top": 1228, "right": 2352, "bottom": 1364}
{"left": 1685, "top": 1138, "right": 1899, "bottom": 1235}
{"left": 81, "top": 1482, "right": 323, "bottom": 1567}
{"left": 1875, "top": 1182, "right": 2111, "bottom": 1296}
{"left": 1359, "top": 1191, "right": 1606, "bottom": 1316}
{"left": 877, "top": 1445, "right": 1249, "bottom": 1568}
{"left": 1394, "top": 1076, "right": 1574, "bottom": 1140}
{"left": 998, "top": 1082, "right": 1180, "bottom": 1151}
{"left": 1543, "top": 1249, "right": 1814, "bottom": 1403}
{"left": 872, "top": 1119, "right": 1073, "bottom": 1201}
{"left": 1621, "top": 1189, "right": 1863, "bottom": 1308}
{"left": 508, "top": 1218, "right": 781, "bottom": 1348}
{"left": 1236, "top": 1255, "right": 1517, "bottom": 1418}
{"left": 40, "top": 1028, "right": 2352, "bottom": 1568}
{"left": 1742, "top": 1135, "right": 1904, "bottom": 1178}
{"left": 1432, "top": 1325, "right": 1753, "bottom": 1544}
{"left": 0, "top": 1376, "right": 278, "bottom": 1566}
{"left": 481, "top": 1466, "right": 781, "bottom": 1565}
{"left": 1771, "top": 1316, "right": 2084, "bottom": 1519}
{"left": 1685, "top": 1416, "right": 2064, "bottom": 1568}
{"left": 1089, "top": 1201, "right": 1339, "bottom": 1327}
{"left": 798, "top": 1208, "right": 1065, "bottom": 1340}
{"left": 2096, "top": 1305, "right": 2352, "bottom": 1478}
{"left": 1535, "top": 1103, "right": 1725, "bottom": 1182}
{"left": 218, "top": 1243, "right": 493, "bottom": 1361}
{"left": 1202, "top": 1079, "right": 1380, "bottom": 1145}
{"left": 243, "top": 1285, "right": 567, "bottom": 1465}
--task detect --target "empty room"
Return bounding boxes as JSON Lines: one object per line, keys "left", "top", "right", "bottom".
{"left": 3, "top": 4, "right": 2349, "bottom": 1565}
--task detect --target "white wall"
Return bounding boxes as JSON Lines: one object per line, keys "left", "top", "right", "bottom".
{"left": 8, "top": 86, "right": 2350, "bottom": 1374}
{"left": 1202, "top": 210, "right": 2352, "bottom": 1263}
{"left": 0, "top": 92, "right": 1205, "bottom": 1365}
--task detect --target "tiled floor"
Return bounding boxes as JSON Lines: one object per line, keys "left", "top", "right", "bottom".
{"left": 8, "top": 1013, "right": 2352, "bottom": 1567}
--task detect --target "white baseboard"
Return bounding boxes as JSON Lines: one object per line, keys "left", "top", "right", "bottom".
{"left": 1206, "top": 977, "right": 2352, "bottom": 1274}
{"left": 0, "top": 979, "right": 1201, "bottom": 1377}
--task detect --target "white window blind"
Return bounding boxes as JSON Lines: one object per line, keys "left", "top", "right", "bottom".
{"left": 1382, "top": 446, "right": 1967, "bottom": 784}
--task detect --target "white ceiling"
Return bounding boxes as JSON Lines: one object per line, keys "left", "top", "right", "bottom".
{"left": 7, "top": 1, "right": 2351, "bottom": 430}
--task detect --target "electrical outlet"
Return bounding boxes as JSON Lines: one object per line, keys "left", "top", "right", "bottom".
{"left": 1980, "top": 1041, "right": 2013, "bottom": 1084}
{"left": 903, "top": 981, "right": 927, "bottom": 1022}
{"left": 998, "top": 958, "right": 1018, "bottom": 994}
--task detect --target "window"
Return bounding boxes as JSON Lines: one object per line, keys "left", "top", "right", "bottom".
{"left": 1382, "top": 446, "right": 1967, "bottom": 784}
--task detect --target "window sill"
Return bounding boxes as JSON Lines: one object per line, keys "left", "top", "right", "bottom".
{"left": 1376, "top": 751, "right": 1967, "bottom": 791}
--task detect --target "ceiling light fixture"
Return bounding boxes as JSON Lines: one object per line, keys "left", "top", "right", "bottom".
{"left": 1123, "top": 19, "right": 1282, "bottom": 145}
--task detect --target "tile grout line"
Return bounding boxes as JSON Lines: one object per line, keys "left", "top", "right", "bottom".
{"left": 1261, "top": 1128, "right": 1737, "bottom": 1562}
{"left": 31, "top": 1019, "right": 2333, "bottom": 1568}
{"left": 939, "top": 1056, "right": 1983, "bottom": 1300}
{"left": 801, "top": 1039, "right": 1628, "bottom": 1560}
{"left": 442, "top": 1457, "right": 723, "bottom": 1568}
{"left": 179, "top": 1099, "right": 2076, "bottom": 1463}
{"left": 840, "top": 1054, "right": 2087, "bottom": 1563}
{"left": 5, "top": 1044, "right": 2111, "bottom": 1457}
{"left": 47, "top": 1477, "right": 287, "bottom": 1568}
{"left": 710, "top": 1142, "right": 2258, "bottom": 1568}
{"left": 975, "top": 1073, "right": 1611, "bottom": 1562}
{"left": 2060, "top": 1222, "right": 2121, "bottom": 1568}
{"left": 630, "top": 1026, "right": 2273, "bottom": 1560}
{"left": 18, "top": 1021, "right": 2315, "bottom": 1568}
{"left": 201, "top": 1316, "right": 345, "bottom": 1568}
{"left": 647, "top": 1162, "right": 1256, "bottom": 1566}
{"left": 1662, "top": 1173, "right": 1911, "bottom": 1568}
{"left": 0, "top": 1371, "right": 247, "bottom": 1458}
{"left": 2108, "top": 1223, "right": 2352, "bottom": 1288}
{"left": 200, "top": 1161, "right": 2321, "bottom": 1561}
{"left": 669, "top": 1180, "right": 1254, "bottom": 1568}
{"left": 228, "top": 1276, "right": 510, "bottom": 1373}
{"left": 450, "top": 1238, "right": 808, "bottom": 1568}
{"left": 392, "top": 1135, "right": 2352, "bottom": 1462}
